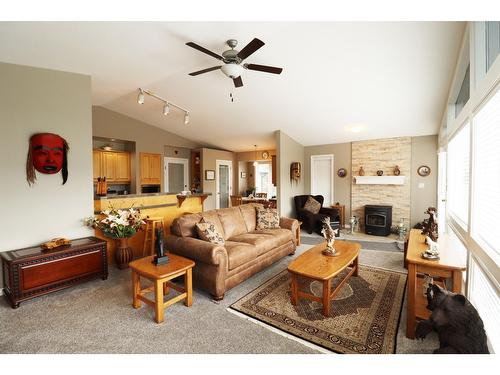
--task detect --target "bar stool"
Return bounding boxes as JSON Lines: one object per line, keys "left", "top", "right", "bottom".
{"left": 142, "top": 217, "right": 165, "bottom": 257}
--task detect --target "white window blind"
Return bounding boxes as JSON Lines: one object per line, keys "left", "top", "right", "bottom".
{"left": 447, "top": 122, "right": 470, "bottom": 228}
{"left": 472, "top": 89, "right": 500, "bottom": 258}
{"left": 468, "top": 258, "right": 500, "bottom": 353}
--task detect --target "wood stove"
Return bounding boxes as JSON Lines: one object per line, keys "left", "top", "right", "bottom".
{"left": 365, "top": 205, "right": 392, "bottom": 236}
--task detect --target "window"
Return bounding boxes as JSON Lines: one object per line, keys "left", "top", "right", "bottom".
{"left": 468, "top": 258, "right": 500, "bottom": 353}
{"left": 455, "top": 65, "right": 470, "bottom": 118}
{"left": 447, "top": 123, "right": 470, "bottom": 228}
{"left": 472, "top": 88, "right": 500, "bottom": 259}
{"left": 486, "top": 21, "right": 500, "bottom": 72}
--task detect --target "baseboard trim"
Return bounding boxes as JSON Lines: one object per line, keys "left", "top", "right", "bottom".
{"left": 227, "top": 308, "right": 333, "bottom": 354}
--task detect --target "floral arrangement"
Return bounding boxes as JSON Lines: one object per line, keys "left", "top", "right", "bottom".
{"left": 85, "top": 207, "right": 145, "bottom": 239}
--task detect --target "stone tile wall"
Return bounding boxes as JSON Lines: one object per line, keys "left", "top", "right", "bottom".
{"left": 351, "top": 137, "right": 411, "bottom": 231}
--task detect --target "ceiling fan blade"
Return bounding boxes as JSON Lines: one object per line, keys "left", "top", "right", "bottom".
{"left": 189, "top": 66, "right": 222, "bottom": 76}
{"left": 233, "top": 76, "right": 243, "bottom": 88}
{"left": 186, "top": 42, "right": 223, "bottom": 61}
{"left": 244, "top": 63, "right": 283, "bottom": 74}
{"left": 237, "top": 38, "right": 265, "bottom": 60}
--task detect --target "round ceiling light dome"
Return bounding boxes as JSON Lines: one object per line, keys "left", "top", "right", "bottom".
{"left": 221, "top": 63, "right": 243, "bottom": 78}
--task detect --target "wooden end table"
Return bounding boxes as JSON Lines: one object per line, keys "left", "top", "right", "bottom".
{"left": 129, "top": 254, "right": 195, "bottom": 324}
{"left": 405, "top": 229, "right": 466, "bottom": 338}
{"left": 287, "top": 240, "right": 360, "bottom": 317}
{"left": 296, "top": 221, "right": 303, "bottom": 246}
{"left": 330, "top": 204, "right": 345, "bottom": 228}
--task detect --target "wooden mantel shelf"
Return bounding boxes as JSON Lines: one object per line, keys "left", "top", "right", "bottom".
{"left": 354, "top": 176, "right": 406, "bottom": 185}
{"left": 177, "top": 194, "right": 209, "bottom": 208}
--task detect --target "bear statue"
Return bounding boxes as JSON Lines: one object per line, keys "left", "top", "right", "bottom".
{"left": 415, "top": 283, "right": 489, "bottom": 354}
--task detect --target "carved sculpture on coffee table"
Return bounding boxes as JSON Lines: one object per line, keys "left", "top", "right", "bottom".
{"left": 321, "top": 216, "right": 339, "bottom": 257}
{"left": 421, "top": 207, "right": 438, "bottom": 242}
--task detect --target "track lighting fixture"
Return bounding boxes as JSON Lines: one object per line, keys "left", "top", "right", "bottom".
{"left": 253, "top": 145, "right": 258, "bottom": 167}
{"left": 136, "top": 88, "right": 190, "bottom": 125}
{"left": 137, "top": 89, "right": 145, "bottom": 105}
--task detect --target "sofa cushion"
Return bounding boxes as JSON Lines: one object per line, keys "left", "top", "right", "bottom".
{"left": 195, "top": 218, "right": 225, "bottom": 245}
{"left": 228, "top": 233, "right": 281, "bottom": 256}
{"left": 217, "top": 207, "right": 248, "bottom": 240}
{"left": 256, "top": 208, "right": 280, "bottom": 230}
{"left": 201, "top": 211, "right": 225, "bottom": 239}
{"left": 254, "top": 228, "right": 294, "bottom": 245}
{"left": 224, "top": 241, "right": 258, "bottom": 270}
{"left": 171, "top": 213, "right": 203, "bottom": 238}
{"left": 303, "top": 196, "right": 321, "bottom": 214}
{"left": 239, "top": 203, "right": 263, "bottom": 232}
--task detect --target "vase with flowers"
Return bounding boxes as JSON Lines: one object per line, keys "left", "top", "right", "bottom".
{"left": 85, "top": 207, "right": 145, "bottom": 269}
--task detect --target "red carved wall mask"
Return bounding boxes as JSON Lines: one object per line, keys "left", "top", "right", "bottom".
{"left": 26, "top": 133, "right": 69, "bottom": 185}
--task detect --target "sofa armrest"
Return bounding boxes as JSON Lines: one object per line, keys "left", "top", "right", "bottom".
{"left": 280, "top": 217, "right": 299, "bottom": 245}
{"left": 165, "top": 235, "right": 228, "bottom": 266}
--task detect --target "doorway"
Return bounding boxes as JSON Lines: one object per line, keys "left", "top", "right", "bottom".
{"left": 164, "top": 157, "right": 189, "bottom": 193}
{"left": 311, "top": 154, "right": 334, "bottom": 206}
{"left": 216, "top": 160, "right": 233, "bottom": 209}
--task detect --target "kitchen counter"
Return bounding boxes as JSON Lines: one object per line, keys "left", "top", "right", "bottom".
{"left": 93, "top": 192, "right": 210, "bottom": 265}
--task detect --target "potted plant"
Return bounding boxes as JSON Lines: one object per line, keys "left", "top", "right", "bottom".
{"left": 85, "top": 207, "right": 145, "bottom": 269}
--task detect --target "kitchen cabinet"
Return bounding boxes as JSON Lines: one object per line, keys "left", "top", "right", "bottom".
{"left": 93, "top": 150, "right": 131, "bottom": 183}
{"left": 140, "top": 152, "right": 162, "bottom": 185}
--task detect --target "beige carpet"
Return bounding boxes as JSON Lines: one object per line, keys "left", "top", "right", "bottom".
{"left": 231, "top": 265, "right": 407, "bottom": 354}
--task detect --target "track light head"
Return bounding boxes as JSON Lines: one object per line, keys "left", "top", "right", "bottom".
{"left": 163, "top": 103, "right": 170, "bottom": 116}
{"left": 184, "top": 112, "right": 190, "bottom": 125}
{"left": 137, "top": 89, "right": 145, "bottom": 105}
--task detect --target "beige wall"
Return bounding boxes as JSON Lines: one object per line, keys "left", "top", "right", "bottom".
{"left": 0, "top": 63, "right": 94, "bottom": 290}
{"left": 92, "top": 106, "right": 199, "bottom": 194}
{"left": 276, "top": 130, "right": 305, "bottom": 218}
{"left": 411, "top": 135, "right": 438, "bottom": 227}
{"left": 201, "top": 148, "right": 238, "bottom": 211}
{"left": 304, "top": 142, "right": 352, "bottom": 219}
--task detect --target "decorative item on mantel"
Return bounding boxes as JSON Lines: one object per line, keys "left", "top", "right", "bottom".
{"left": 376, "top": 170, "right": 384, "bottom": 176}
{"left": 358, "top": 166, "right": 365, "bottom": 176}
{"left": 394, "top": 165, "right": 401, "bottom": 176}
{"left": 85, "top": 207, "right": 145, "bottom": 269}
{"left": 321, "top": 217, "right": 339, "bottom": 257}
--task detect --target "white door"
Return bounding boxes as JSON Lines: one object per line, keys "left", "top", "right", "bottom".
{"left": 311, "top": 154, "right": 334, "bottom": 206}
{"left": 164, "top": 157, "right": 189, "bottom": 193}
{"left": 216, "top": 160, "right": 232, "bottom": 209}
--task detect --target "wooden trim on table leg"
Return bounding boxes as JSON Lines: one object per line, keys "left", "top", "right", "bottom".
{"left": 452, "top": 270, "right": 462, "bottom": 293}
{"left": 322, "top": 279, "right": 331, "bottom": 317}
{"left": 185, "top": 268, "right": 193, "bottom": 307}
{"left": 132, "top": 271, "right": 141, "bottom": 309}
{"left": 406, "top": 263, "right": 416, "bottom": 339}
{"left": 154, "top": 279, "right": 165, "bottom": 324}
{"left": 290, "top": 273, "right": 298, "bottom": 305}
{"left": 353, "top": 256, "right": 359, "bottom": 277}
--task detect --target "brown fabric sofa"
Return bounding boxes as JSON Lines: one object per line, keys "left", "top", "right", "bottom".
{"left": 165, "top": 203, "right": 298, "bottom": 300}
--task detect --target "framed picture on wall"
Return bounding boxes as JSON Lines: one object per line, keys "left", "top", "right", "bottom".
{"left": 241, "top": 172, "right": 247, "bottom": 178}
{"left": 205, "top": 170, "right": 215, "bottom": 180}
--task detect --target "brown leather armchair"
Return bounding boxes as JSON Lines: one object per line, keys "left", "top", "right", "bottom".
{"left": 294, "top": 195, "right": 340, "bottom": 235}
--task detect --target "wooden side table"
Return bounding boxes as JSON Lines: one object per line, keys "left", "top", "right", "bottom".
{"left": 330, "top": 204, "right": 345, "bottom": 228}
{"left": 129, "top": 254, "right": 195, "bottom": 324}
{"left": 405, "top": 229, "right": 466, "bottom": 339}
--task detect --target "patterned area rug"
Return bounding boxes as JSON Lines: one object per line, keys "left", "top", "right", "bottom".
{"left": 230, "top": 265, "right": 407, "bottom": 354}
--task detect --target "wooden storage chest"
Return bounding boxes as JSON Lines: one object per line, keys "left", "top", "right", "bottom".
{"left": 1, "top": 237, "right": 108, "bottom": 308}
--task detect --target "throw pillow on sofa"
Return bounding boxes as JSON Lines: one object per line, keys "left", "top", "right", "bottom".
{"left": 195, "top": 218, "right": 225, "bottom": 245}
{"left": 256, "top": 208, "right": 280, "bottom": 230}
{"left": 303, "top": 196, "right": 321, "bottom": 214}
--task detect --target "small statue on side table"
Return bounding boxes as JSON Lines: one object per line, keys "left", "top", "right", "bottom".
{"left": 153, "top": 227, "right": 169, "bottom": 265}
{"left": 321, "top": 217, "right": 340, "bottom": 257}
{"left": 421, "top": 207, "right": 438, "bottom": 242}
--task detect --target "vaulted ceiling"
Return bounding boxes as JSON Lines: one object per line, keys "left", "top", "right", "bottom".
{"left": 0, "top": 22, "right": 465, "bottom": 151}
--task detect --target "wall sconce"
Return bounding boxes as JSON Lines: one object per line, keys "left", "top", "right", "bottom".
{"left": 290, "top": 162, "right": 301, "bottom": 183}
{"left": 137, "top": 88, "right": 190, "bottom": 125}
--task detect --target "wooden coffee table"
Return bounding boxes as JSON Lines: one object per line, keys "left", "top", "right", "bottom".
{"left": 287, "top": 240, "right": 360, "bottom": 317}
{"left": 129, "top": 254, "right": 195, "bottom": 324}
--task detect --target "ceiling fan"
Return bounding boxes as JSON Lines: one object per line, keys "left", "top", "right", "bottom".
{"left": 186, "top": 38, "right": 283, "bottom": 88}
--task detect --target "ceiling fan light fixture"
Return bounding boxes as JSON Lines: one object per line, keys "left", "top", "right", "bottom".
{"left": 221, "top": 63, "right": 243, "bottom": 78}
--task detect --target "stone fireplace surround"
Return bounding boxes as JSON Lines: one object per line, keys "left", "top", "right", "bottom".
{"left": 351, "top": 137, "right": 411, "bottom": 232}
